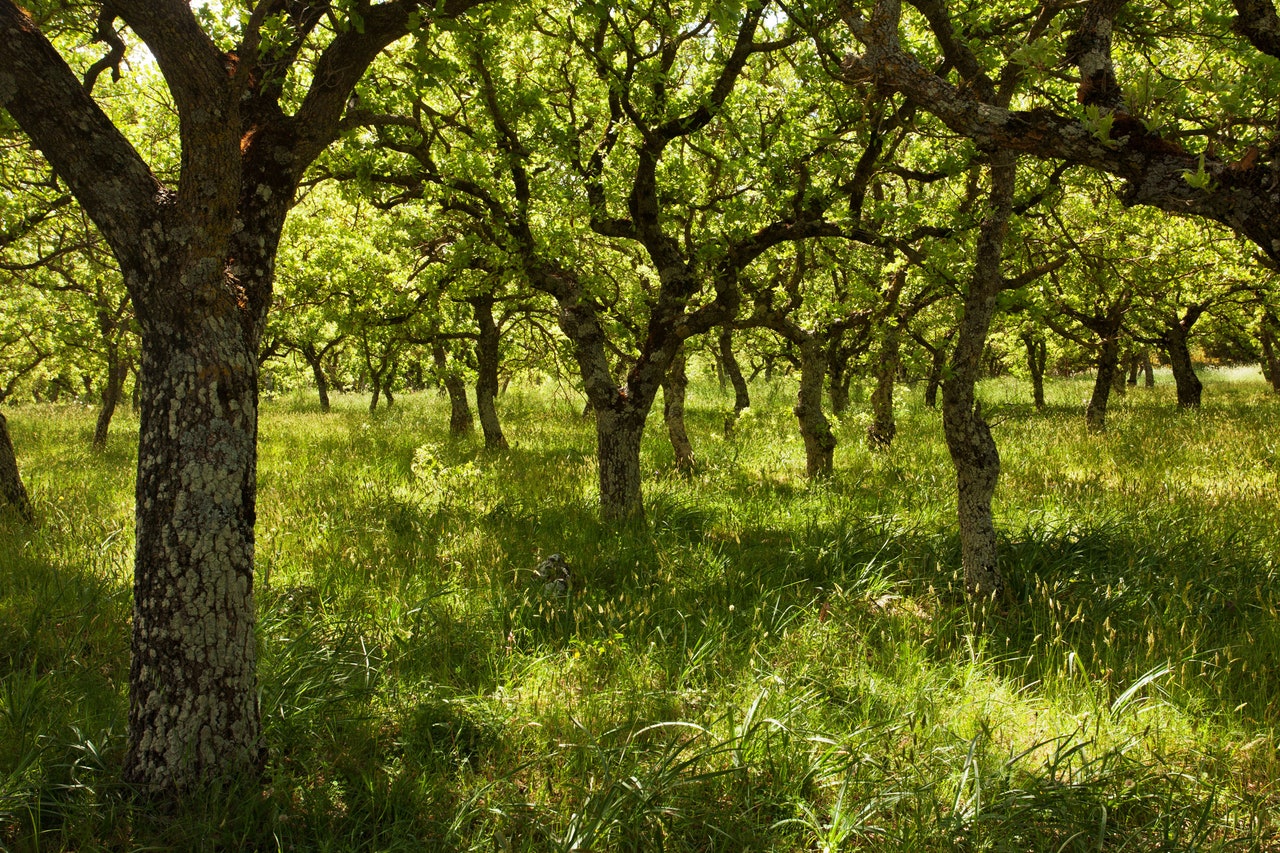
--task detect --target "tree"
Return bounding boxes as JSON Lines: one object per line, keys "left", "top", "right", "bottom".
{"left": 843, "top": 0, "right": 1280, "bottom": 266}
{"left": 349, "top": 1, "right": 851, "bottom": 517}
{"left": 0, "top": 0, "right": 487, "bottom": 795}
{"left": 0, "top": 411, "right": 32, "bottom": 523}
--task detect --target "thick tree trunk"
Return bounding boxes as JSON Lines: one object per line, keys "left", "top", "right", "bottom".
{"left": 1126, "top": 353, "right": 1139, "bottom": 386}
{"left": 0, "top": 0, "right": 488, "bottom": 800}
{"left": 942, "top": 151, "right": 1017, "bottom": 603}
{"left": 595, "top": 407, "right": 646, "bottom": 521}
{"left": 1085, "top": 335, "right": 1121, "bottom": 433}
{"left": 471, "top": 294, "right": 509, "bottom": 450}
{"left": 796, "top": 337, "right": 836, "bottom": 478}
{"left": 123, "top": 306, "right": 264, "bottom": 792}
{"left": 1164, "top": 321, "right": 1202, "bottom": 408}
{"left": 867, "top": 321, "right": 900, "bottom": 450}
{"left": 1142, "top": 352, "right": 1155, "bottom": 387}
{"left": 0, "top": 412, "right": 33, "bottom": 523}
{"left": 719, "top": 327, "right": 750, "bottom": 433}
{"left": 1023, "top": 333, "right": 1046, "bottom": 409}
{"left": 662, "top": 345, "right": 696, "bottom": 471}
{"left": 93, "top": 345, "right": 129, "bottom": 450}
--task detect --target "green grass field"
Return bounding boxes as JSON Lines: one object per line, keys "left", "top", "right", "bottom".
{"left": 2, "top": 368, "right": 1278, "bottom": 851}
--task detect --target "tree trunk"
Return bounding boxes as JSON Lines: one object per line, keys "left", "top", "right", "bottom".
{"left": 662, "top": 344, "right": 696, "bottom": 471}
{"left": 924, "top": 343, "right": 945, "bottom": 409}
{"left": 1023, "top": 333, "right": 1046, "bottom": 410}
{"left": 471, "top": 294, "right": 509, "bottom": 450}
{"left": 301, "top": 344, "right": 331, "bottom": 413}
{"left": 1142, "top": 351, "right": 1155, "bottom": 387}
{"left": 719, "top": 327, "right": 750, "bottom": 433}
{"left": 1164, "top": 320, "right": 1202, "bottom": 408}
{"left": 93, "top": 344, "right": 129, "bottom": 450}
{"left": 595, "top": 406, "right": 646, "bottom": 521}
{"left": 123, "top": 301, "right": 264, "bottom": 793}
{"left": 0, "top": 0, "right": 488, "bottom": 800}
{"left": 433, "top": 343, "right": 472, "bottom": 435}
{"left": 942, "top": 151, "right": 1018, "bottom": 603}
{"left": 1110, "top": 347, "right": 1127, "bottom": 398}
{"left": 795, "top": 337, "right": 836, "bottom": 477}
{"left": 1126, "top": 353, "right": 1139, "bottom": 386}
{"left": 0, "top": 412, "right": 34, "bottom": 523}
{"left": 827, "top": 332, "right": 854, "bottom": 416}
{"left": 1261, "top": 320, "right": 1280, "bottom": 393}
{"left": 383, "top": 366, "right": 397, "bottom": 408}
{"left": 829, "top": 371, "right": 853, "bottom": 417}
{"left": 866, "top": 321, "right": 900, "bottom": 450}
{"left": 1085, "top": 334, "right": 1121, "bottom": 432}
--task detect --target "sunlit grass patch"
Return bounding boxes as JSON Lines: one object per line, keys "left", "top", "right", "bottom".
{"left": 2, "top": 371, "right": 1279, "bottom": 849}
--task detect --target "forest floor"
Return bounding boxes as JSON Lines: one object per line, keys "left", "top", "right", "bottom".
{"left": 2, "top": 368, "right": 1279, "bottom": 851}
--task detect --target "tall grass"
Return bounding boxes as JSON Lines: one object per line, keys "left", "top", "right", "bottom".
{"left": 0, "top": 367, "right": 1277, "bottom": 850}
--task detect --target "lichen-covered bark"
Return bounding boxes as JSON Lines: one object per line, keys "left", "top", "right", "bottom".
{"left": 942, "top": 151, "right": 1018, "bottom": 602}
{"left": 471, "top": 293, "right": 509, "bottom": 450}
{"left": 0, "top": 0, "right": 490, "bottom": 798}
{"left": 662, "top": 345, "right": 695, "bottom": 471}
{"left": 125, "top": 300, "right": 263, "bottom": 791}
{"left": 796, "top": 337, "right": 836, "bottom": 478}
{"left": 0, "top": 411, "right": 33, "bottom": 523}
{"left": 596, "top": 407, "right": 646, "bottom": 521}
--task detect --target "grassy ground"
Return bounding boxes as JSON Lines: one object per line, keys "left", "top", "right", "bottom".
{"left": 1, "top": 368, "right": 1278, "bottom": 851}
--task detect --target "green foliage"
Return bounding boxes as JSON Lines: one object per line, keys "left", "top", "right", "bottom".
{"left": 1, "top": 371, "right": 1278, "bottom": 849}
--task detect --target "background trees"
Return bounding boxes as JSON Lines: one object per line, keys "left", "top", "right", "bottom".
{"left": 1, "top": 0, "right": 1277, "bottom": 809}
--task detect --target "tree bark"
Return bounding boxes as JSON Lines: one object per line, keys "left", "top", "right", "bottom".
{"left": 471, "top": 293, "right": 509, "bottom": 450}
{"left": 1085, "top": 334, "right": 1121, "bottom": 432}
{"left": 0, "top": 0, "right": 488, "bottom": 796}
{"left": 126, "top": 310, "right": 264, "bottom": 791}
{"left": 796, "top": 337, "right": 837, "bottom": 477}
{"left": 1163, "top": 320, "right": 1203, "bottom": 408}
{"left": 1142, "top": 351, "right": 1155, "bottom": 387}
{"left": 595, "top": 407, "right": 646, "bottom": 521}
{"left": 1022, "top": 332, "right": 1047, "bottom": 410}
{"left": 662, "top": 344, "right": 696, "bottom": 471}
{"left": 0, "top": 411, "right": 33, "bottom": 523}
{"left": 719, "top": 326, "right": 750, "bottom": 433}
{"left": 942, "top": 151, "right": 1018, "bottom": 603}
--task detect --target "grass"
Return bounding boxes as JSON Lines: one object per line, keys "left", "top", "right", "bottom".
{"left": 1, "top": 367, "right": 1278, "bottom": 850}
